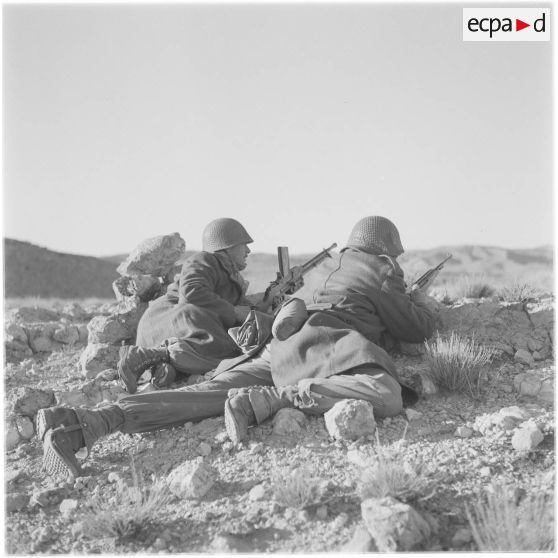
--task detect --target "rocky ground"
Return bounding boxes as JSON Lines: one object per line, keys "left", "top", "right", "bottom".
{"left": 3, "top": 292, "right": 555, "bottom": 554}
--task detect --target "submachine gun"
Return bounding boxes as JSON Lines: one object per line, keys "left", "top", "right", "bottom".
{"left": 264, "top": 243, "right": 338, "bottom": 310}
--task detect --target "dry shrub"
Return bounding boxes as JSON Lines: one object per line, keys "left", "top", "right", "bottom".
{"left": 467, "top": 483, "right": 554, "bottom": 551}
{"left": 452, "top": 274, "right": 495, "bottom": 299}
{"left": 423, "top": 332, "right": 498, "bottom": 397}
{"left": 271, "top": 465, "right": 321, "bottom": 509}
{"left": 358, "top": 437, "right": 434, "bottom": 503}
{"left": 81, "top": 461, "right": 171, "bottom": 540}
{"left": 498, "top": 281, "right": 541, "bottom": 303}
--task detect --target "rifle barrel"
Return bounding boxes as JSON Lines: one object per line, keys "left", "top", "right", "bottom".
{"left": 301, "top": 243, "right": 338, "bottom": 272}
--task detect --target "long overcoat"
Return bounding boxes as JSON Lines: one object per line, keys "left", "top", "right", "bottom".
{"left": 269, "top": 248, "right": 436, "bottom": 387}
{"left": 136, "top": 251, "right": 249, "bottom": 370}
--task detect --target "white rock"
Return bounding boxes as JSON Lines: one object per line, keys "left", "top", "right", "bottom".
{"left": 405, "top": 409, "right": 422, "bottom": 421}
{"left": 511, "top": 422, "right": 544, "bottom": 452}
{"left": 342, "top": 524, "right": 378, "bottom": 552}
{"left": 249, "top": 483, "right": 267, "bottom": 501}
{"left": 87, "top": 315, "right": 133, "bottom": 345}
{"left": 79, "top": 343, "right": 121, "bottom": 378}
{"left": 420, "top": 376, "right": 439, "bottom": 395}
{"left": 316, "top": 505, "right": 328, "bottom": 519}
{"left": 166, "top": 458, "right": 216, "bottom": 499}
{"left": 324, "top": 399, "right": 376, "bottom": 441}
{"left": 347, "top": 448, "right": 373, "bottom": 467}
{"left": 480, "top": 467, "right": 491, "bottom": 477}
{"left": 6, "top": 420, "right": 21, "bottom": 451}
{"left": 15, "top": 416, "right": 35, "bottom": 439}
{"left": 514, "top": 349, "right": 534, "bottom": 366}
{"left": 59, "top": 498, "right": 79, "bottom": 517}
{"left": 272, "top": 408, "right": 307, "bottom": 436}
{"left": 10, "top": 387, "right": 56, "bottom": 417}
{"left": 117, "top": 233, "right": 186, "bottom": 277}
{"left": 53, "top": 324, "right": 80, "bottom": 345}
{"left": 361, "top": 496, "right": 431, "bottom": 551}
{"left": 107, "top": 472, "right": 122, "bottom": 484}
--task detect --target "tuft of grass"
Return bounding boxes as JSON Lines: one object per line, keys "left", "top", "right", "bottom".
{"left": 358, "top": 435, "right": 434, "bottom": 503}
{"left": 467, "top": 483, "right": 554, "bottom": 551}
{"left": 453, "top": 274, "right": 495, "bottom": 299}
{"left": 271, "top": 465, "right": 322, "bottom": 509}
{"left": 498, "top": 281, "right": 541, "bottom": 303}
{"left": 81, "top": 460, "right": 171, "bottom": 540}
{"left": 423, "top": 332, "right": 498, "bottom": 397}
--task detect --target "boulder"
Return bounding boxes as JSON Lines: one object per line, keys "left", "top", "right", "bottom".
{"left": 272, "top": 408, "right": 307, "bottom": 436}
{"left": 514, "top": 369, "right": 554, "bottom": 402}
{"left": 342, "top": 523, "right": 379, "bottom": 552}
{"left": 112, "top": 274, "right": 162, "bottom": 302}
{"left": 26, "top": 323, "right": 63, "bottom": 353}
{"left": 87, "top": 315, "right": 134, "bottom": 345}
{"left": 10, "top": 387, "right": 56, "bottom": 417}
{"left": 514, "top": 349, "right": 534, "bottom": 366}
{"left": 4, "top": 322, "right": 33, "bottom": 360}
{"left": 324, "top": 399, "right": 376, "bottom": 440}
{"left": 9, "top": 306, "right": 60, "bottom": 323}
{"left": 52, "top": 324, "right": 80, "bottom": 345}
{"left": 511, "top": 422, "right": 544, "bottom": 452}
{"left": 6, "top": 419, "right": 21, "bottom": 451}
{"left": 114, "top": 296, "right": 148, "bottom": 332}
{"left": 61, "top": 302, "right": 91, "bottom": 321}
{"left": 117, "top": 233, "right": 186, "bottom": 277}
{"left": 79, "top": 343, "right": 121, "bottom": 378}
{"left": 361, "top": 496, "right": 431, "bottom": 551}
{"left": 166, "top": 457, "right": 216, "bottom": 500}
{"left": 15, "top": 416, "right": 35, "bottom": 439}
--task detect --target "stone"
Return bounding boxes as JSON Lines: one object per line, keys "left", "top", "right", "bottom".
{"left": 347, "top": 448, "right": 373, "bottom": 468}
{"left": 473, "top": 406, "right": 531, "bottom": 436}
{"left": 198, "top": 442, "right": 212, "bottom": 456}
{"left": 342, "top": 524, "right": 379, "bottom": 552}
{"left": 249, "top": 484, "right": 267, "bottom": 501}
{"left": 361, "top": 496, "right": 431, "bottom": 551}
{"left": 10, "top": 386, "right": 56, "bottom": 417}
{"left": 6, "top": 420, "right": 21, "bottom": 451}
{"left": 479, "top": 467, "right": 491, "bottom": 477}
{"left": 405, "top": 409, "right": 422, "bottom": 421}
{"left": 211, "top": 533, "right": 252, "bottom": 553}
{"left": 117, "top": 233, "right": 186, "bottom": 277}
{"left": 316, "top": 505, "right": 328, "bottom": 520}
{"left": 112, "top": 274, "right": 162, "bottom": 302}
{"left": 87, "top": 315, "right": 134, "bottom": 345}
{"left": 114, "top": 296, "right": 148, "bottom": 331}
{"left": 29, "top": 486, "right": 70, "bottom": 508}
{"left": 6, "top": 493, "right": 29, "bottom": 513}
{"left": 15, "top": 416, "right": 35, "bottom": 439}
{"left": 420, "top": 375, "right": 439, "bottom": 395}
{"left": 77, "top": 324, "right": 89, "bottom": 343}
{"left": 5, "top": 468, "right": 22, "bottom": 484}
{"left": 56, "top": 378, "right": 123, "bottom": 407}
{"left": 511, "top": 422, "right": 544, "bottom": 452}
{"left": 107, "top": 472, "right": 123, "bottom": 484}
{"left": 59, "top": 498, "right": 79, "bottom": 517}
{"left": 61, "top": 302, "right": 90, "bottom": 321}
{"left": 5, "top": 322, "right": 29, "bottom": 345}
{"left": 452, "top": 527, "right": 473, "bottom": 546}
{"left": 9, "top": 306, "right": 60, "bottom": 323}
{"left": 538, "top": 379, "right": 554, "bottom": 403}
{"left": 52, "top": 324, "right": 80, "bottom": 345}
{"left": 95, "top": 368, "right": 119, "bottom": 381}
{"left": 272, "top": 408, "right": 307, "bottom": 436}
{"left": 455, "top": 426, "right": 473, "bottom": 438}
{"left": 167, "top": 457, "right": 217, "bottom": 499}
{"left": 324, "top": 399, "right": 376, "bottom": 441}
{"left": 26, "top": 323, "right": 62, "bottom": 353}
{"left": 514, "top": 349, "right": 534, "bottom": 366}
{"left": 79, "top": 343, "right": 121, "bottom": 378}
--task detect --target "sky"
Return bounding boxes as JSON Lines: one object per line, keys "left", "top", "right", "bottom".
{"left": 2, "top": 2, "right": 554, "bottom": 257}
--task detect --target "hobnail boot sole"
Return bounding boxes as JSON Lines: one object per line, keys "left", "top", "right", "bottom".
{"left": 224, "top": 399, "right": 246, "bottom": 445}
{"left": 117, "top": 346, "right": 138, "bottom": 394}
{"left": 36, "top": 408, "right": 53, "bottom": 442}
{"left": 43, "top": 428, "right": 83, "bottom": 479}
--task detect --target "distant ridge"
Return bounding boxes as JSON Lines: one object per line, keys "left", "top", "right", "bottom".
{"left": 3, "top": 238, "right": 553, "bottom": 299}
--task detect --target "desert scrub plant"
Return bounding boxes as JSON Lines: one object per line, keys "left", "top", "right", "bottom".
{"left": 271, "top": 465, "right": 322, "bottom": 509}
{"left": 467, "top": 483, "right": 554, "bottom": 551}
{"left": 452, "top": 274, "right": 495, "bottom": 299}
{"left": 498, "top": 281, "right": 541, "bottom": 303}
{"left": 423, "top": 332, "right": 498, "bottom": 397}
{"left": 81, "top": 461, "right": 171, "bottom": 540}
{"left": 358, "top": 435, "right": 435, "bottom": 503}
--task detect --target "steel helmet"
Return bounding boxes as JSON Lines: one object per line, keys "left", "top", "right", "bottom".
{"left": 346, "top": 216, "right": 404, "bottom": 257}
{"left": 202, "top": 218, "right": 254, "bottom": 252}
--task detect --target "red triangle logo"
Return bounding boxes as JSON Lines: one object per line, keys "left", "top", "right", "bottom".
{"left": 516, "top": 19, "right": 530, "bottom": 31}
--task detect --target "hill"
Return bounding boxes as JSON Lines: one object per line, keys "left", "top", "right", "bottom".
{"left": 3, "top": 239, "right": 553, "bottom": 300}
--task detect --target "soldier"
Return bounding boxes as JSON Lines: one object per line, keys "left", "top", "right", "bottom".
{"left": 117, "top": 217, "right": 274, "bottom": 393}
{"left": 38, "top": 216, "right": 438, "bottom": 479}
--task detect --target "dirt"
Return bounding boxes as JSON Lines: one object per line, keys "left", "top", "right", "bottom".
{"left": 4, "top": 336, "right": 554, "bottom": 554}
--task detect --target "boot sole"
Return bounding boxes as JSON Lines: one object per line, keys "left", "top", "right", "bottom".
{"left": 224, "top": 399, "right": 245, "bottom": 445}
{"left": 36, "top": 408, "right": 53, "bottom": 442}
{"left": 43, "top": 428, "right": 83, "bottom": 479}
{"left": 117, "top": 346, "right": 138, "bottom": 394}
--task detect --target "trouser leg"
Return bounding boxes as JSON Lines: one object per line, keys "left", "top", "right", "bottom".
{"left": 118, "top": 349, "right": 273, "bottom": 434}
{"left": 294, "top": 369, "right": 403, "bottom": 418}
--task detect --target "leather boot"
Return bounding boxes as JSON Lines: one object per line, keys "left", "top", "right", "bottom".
{"left": 36, "top": 406, "right": 81, "bottom": 442}
{"left": 224, "top": 386, "right": 297, "bottom": 444}
{"left": 151, "top": 362, "right": 177, "bottom": 389}
{"left": 41, "top": 405, "right": 124, "bottom": 479}
{"left": 118, "top": 343, "right": 170, "bottom": 394}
